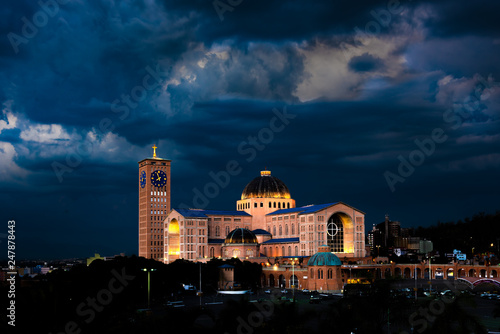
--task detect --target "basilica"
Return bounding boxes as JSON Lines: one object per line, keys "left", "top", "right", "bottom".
{"left": 139, "top": 149, "right": 367, "bottom": 291}
{"left": 163, "top": 169, "right": 366, "bottom": 264}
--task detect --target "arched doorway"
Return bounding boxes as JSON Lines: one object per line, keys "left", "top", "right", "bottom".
{"left": 469, "top": 269, "right": 476, "bottom": 277}
{"left": 416, "top": 268, "right": 422, "bottom": 279}
{"left": 435, "top": 268, "right": 443, "bottom": 279}
{"left": 269, "top": 274, "right": 275, "bottom": 287}
{"left": 326, "top": 212, "right": 353, "bottom": 253}
{"left": 290, "top": 275, "right": 298, "bottom": 288}
{"left": 167, "top": 219, "right": 180, "bottom": 263}
{"left": 404, "top": 267, "right": 411, "bottom": 279}
{"left": 491, "top": 270, "right": 498, "bottom": 278}
{"left": 385, "top": 268, "right": 392, "bottom": 278}
{"left": 480, "top": 269, "right": 487, "bottom": 278}
{"left": 394, "top": 267, "right": 402, "bottom": 278}
{"left": 458, "top": 268, "right": 466, "bottom": 277}
{"left": 278, "top": 275, "right": 286, "bottom": 288}
{"left": 424, "top": 268, "right": 431, "bottom": 279}
{"left": 447, "top": 268, "right": 454, "bottom": 279}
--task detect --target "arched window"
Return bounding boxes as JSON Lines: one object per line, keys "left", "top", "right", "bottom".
{"left": 310, "top": 268, "right": 314, "bottom": 279}
{"left": 269, "top": 247, "right": 273, "bottom": 257}
{"left": 273, "top": 226, "right": 276, "bottom": 236}
{"left": 274, "top": 202, "right": 276, "bottom": 208}
{"left": 263, "top": 247, "right": 267, "bottom": 256}
{"left": 225, "top": 226, "right": 230, "bottom": 235}
{"left": 288, "top": 246, "right": 291, "bottom": 256}
{"left": 281, "top": 246, "right": 285, "bottom": 255}
{"left": 269, "top": 202, "right": 272, "bottom": 208}
{"left": 210, "top": 247, "right": 214, "bottom": 258}
{"left": 285, "top": 225, "right": 288, "bottom": 235}
{"left": 327, "top": 213, "right": 345, "bottom": 253}
{"left": 291, "top": 224, "right": 295, "bottom": 235}
{"left": 278, "top": 202, "right": 281, "bottom": 209}
{"left": 215, "top": 226, "right": 220, "bottom": 237}
{"left": 279, "top": 225, "right": 282, "bottom": 236}
{"left": 287, "top": 203, "right": 290, "bottom": 209}
{"left": 294, "top": 246, "right": 298, "bottom": 256}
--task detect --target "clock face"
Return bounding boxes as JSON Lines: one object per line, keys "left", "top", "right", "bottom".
{"left": 151, "top": 170, "right": 167, "bottom": 187}
{"left": 140, "top": 170, "right": 146, "bottom": 188}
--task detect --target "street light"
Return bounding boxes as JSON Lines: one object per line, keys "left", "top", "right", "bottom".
{"left": 376, "top": 245, "right": 381, "bottom": 258}
{"left": 142, "top": 268, "right": 157, "bottom": 309}
{"left": 291, "top": 258, "right": 296, "bottom": 302}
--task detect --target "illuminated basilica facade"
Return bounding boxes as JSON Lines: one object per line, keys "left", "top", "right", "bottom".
{"left": 163, "top": 169, "right": 366, "bottom": 264}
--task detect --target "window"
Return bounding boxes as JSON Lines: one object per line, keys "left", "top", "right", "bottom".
{"left": 327, "top": 214, "right": 344, "bottom": 253}
{"left": 260, "top": 202, "right": 263, "bottom": 207}
{"left": 254, "top": 203, "right": 257, "bottom": 208}
{"left": 288, "top": 246, "right": 291, "bottom": 256}
{"left": 285, "top": 225, "right": 288, "bottom": 235}
{"left": 279, "top": 225, "right": 282, "bottom": 236}
{"left": 273, "top": 226, "right": 276, "bottom": 236}
{"left": 291, "top": 224, "right": 295, "bottom": 235}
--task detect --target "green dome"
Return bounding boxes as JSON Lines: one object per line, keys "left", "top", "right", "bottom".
{"left": 307, "top": 251, "right": 342, "bottom": 266}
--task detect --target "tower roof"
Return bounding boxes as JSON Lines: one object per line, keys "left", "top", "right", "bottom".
{"left": 241, "top": 170, "right": 291, "bottom": 200}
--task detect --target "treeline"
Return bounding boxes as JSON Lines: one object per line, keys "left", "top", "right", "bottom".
{"left": 414, "top": 211, "right": 500, "bottom": 256}
{"left": 0, "top": 256, "right": 261, "bottom": 333}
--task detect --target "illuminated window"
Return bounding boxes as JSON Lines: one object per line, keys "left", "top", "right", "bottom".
{"left": 327, "top": 214, "right": 344, "bottom": 253}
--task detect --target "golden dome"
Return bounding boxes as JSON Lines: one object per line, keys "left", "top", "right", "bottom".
{"left": 241, "top": 170, "right": 291, "bottom": 200}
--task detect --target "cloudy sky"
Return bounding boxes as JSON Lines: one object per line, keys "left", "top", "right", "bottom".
{"left": 1, "top": 0, "right": 499, "bottom": 259}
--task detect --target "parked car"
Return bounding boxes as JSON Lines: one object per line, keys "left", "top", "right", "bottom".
{"left": 264, "top": 289, "right": 271, "bottom": 294}
{"left": 281, "top": 289, "right": 288, "bottom": 294}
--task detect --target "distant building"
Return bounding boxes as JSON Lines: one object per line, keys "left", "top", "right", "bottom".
{"left": 369, "top": 215, "right": 431, "bottom": 257}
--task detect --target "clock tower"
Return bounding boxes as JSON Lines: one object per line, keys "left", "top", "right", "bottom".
{"left": 138, "top": 145, "right": 171, "bottom": 260}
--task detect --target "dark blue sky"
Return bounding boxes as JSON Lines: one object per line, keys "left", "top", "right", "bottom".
{"left": 1, "top": 0, "right": 499, "bottom": 260}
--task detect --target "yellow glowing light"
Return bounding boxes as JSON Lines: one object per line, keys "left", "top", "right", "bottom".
{"left": 168, "top": 220, "right": 180, "bottom": 233}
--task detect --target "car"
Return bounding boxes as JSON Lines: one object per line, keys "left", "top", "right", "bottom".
{"left": 302, "top": 289, "right": 310, "bottom": 293}
{"left": 281, "top": 289, "right": 288, "bottom": 294}
{"left": 264, "top": 289, "right": 271, "bottom": 294}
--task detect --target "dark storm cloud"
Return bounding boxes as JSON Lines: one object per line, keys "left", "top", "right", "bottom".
{"left": 1, "top": 0, "right": 499, "bottom": 259}
{"left": 348, "top": 53, "right": 385, "bottom": 72}
{"left": 421, "top": 0, "right": 500, "bottom": 38}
